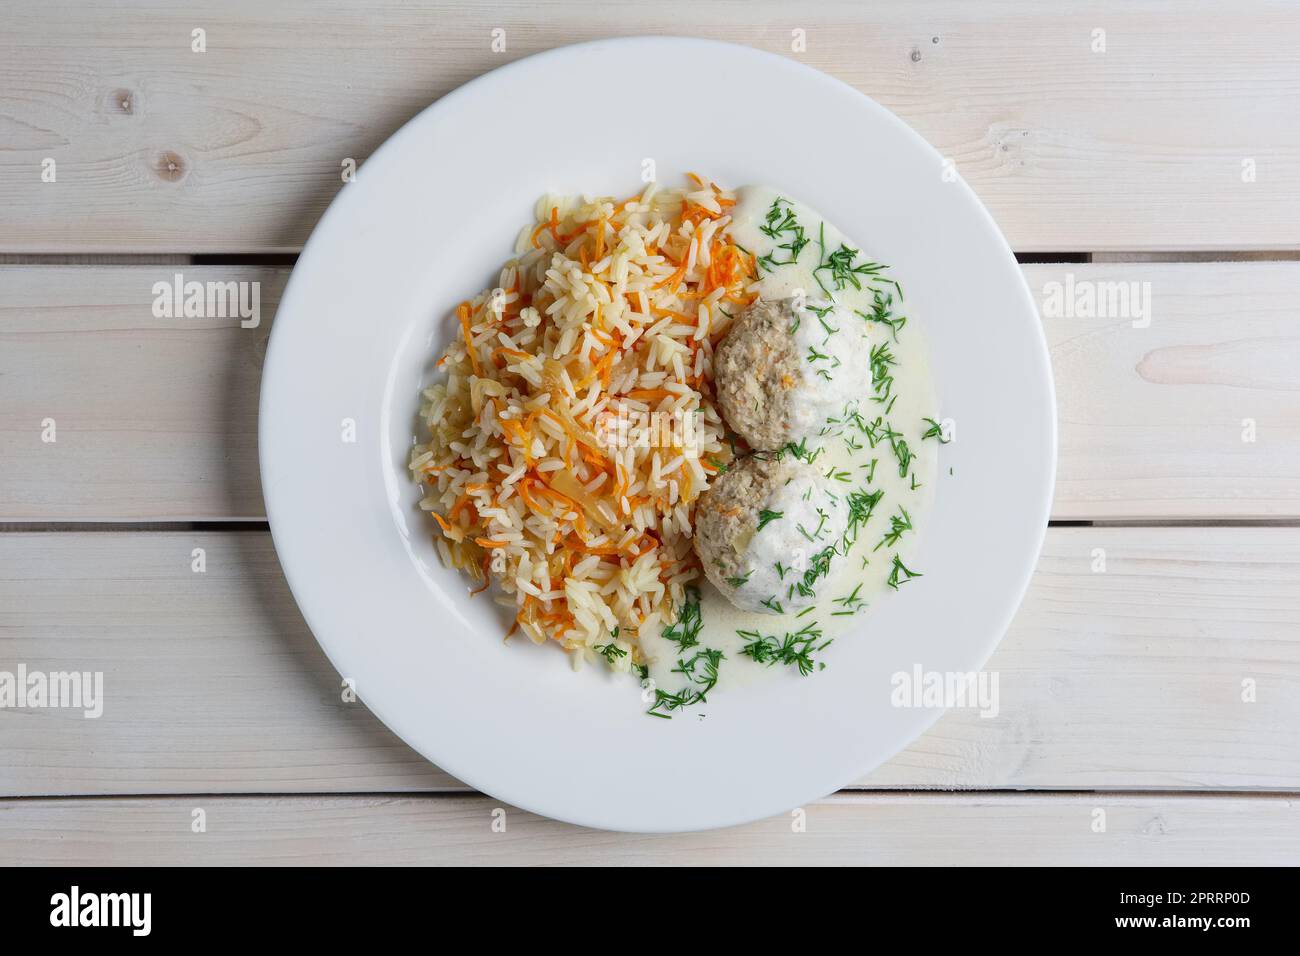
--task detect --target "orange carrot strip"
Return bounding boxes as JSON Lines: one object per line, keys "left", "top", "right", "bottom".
{"left": 623, "top": 388, "right": 675, "bottom": 402}
{"left": 457, "top": 302, "right": 482, "bottom": 376}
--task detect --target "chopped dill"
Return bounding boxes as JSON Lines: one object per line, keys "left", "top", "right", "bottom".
{"left": 756, "top": 197, "right": 809, "bottom": 272}
{"left": 874, "top": 506, "right": 914, "bottom": 551}
{"left": 856, "top": 289, "right": 907, "bottom": 341}
{"left": 832, "top": 582, "right": 867, "bottom": 615}
{"left": 737, "top": 622, "right": 830, "bottom": 676}
{"left": 922, "top": 417, "right": 952, "bottom": 443}
{"left": 890, "top": 431, "right": 914, "bottom": 477}
{"left": 886, "top": 554, "right": 923, "bottom": 590}
{"left": 768, "top": 437, "right": 821, "bottom": 465}
{"left": 813, "top": 223, "right": 891, "bottom": 297}
{"left": 869, "top": 342, "right": 897, "bottom": 404}
{"left": 841, "top": 486, "right": 884, "bottom": 551}
{"left": 794, "top": 546, "right": 837, "bottom": 599}
{"left": 757, "top": 509, "right": 784, "bottom": 531}
{"left": 724, "top": 569, "right": 754, "bottom": 589}
{"left": 595, "top": 637, "right": 627, "bottom": 664}
{"left": 648, "top": 647, "right": 724, "bottom": 718}
{"left": 661, "top": 586, "right": 703, "bottom": 651}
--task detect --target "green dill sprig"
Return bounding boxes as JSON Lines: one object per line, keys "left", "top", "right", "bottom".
{"left": 922, "top": 418, "right": 952, "bottom": 443}
{"left": 595, "top": 641, "right": 627, "bottom": 664}
{"left": 869, "top": 342, "right": 897, "bottom": 404}
{"left": 891, "top": 432, "right": 914, "bottom": 477}
{"left": 874, "top": 506, "right": 913, "bottom": 551}
{"left": 757, "top": 509, "right": 784, "bottom": 531}
{"left": 660, "top": 586, "right": 703, "bottom": 651}
{"left": 724, "top": 569, "right": 754, "bottom": 589}
{"left": 648, "top": 646, "right": 725, "bottom": 718}
{"left": 737, "top": 622, "right": 830, "bottom": 676}
{"left": 886, "top": 554, "right": 923, "bottom": 590}
{"left": 841, "top": 486, "right": 884, "bottom": 552}
{"left": 793, "top": 546, "right": 837, "bottom": 600}
{"left": 832, "top": 582, "right": 867, "bottom": 615}
{"left": 756, "top": 197, "right": 809, "bottom": 273}
{"left": 758, "top": 437, "right": 822, "bottom": 465}
{"left": 856, "top": 289, "right": 907, "bottom": 340}
{"left": 813, "top": 223, "right": 891, "bottom": 297}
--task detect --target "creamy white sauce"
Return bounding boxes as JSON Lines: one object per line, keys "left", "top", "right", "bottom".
{"left": 724, "top": 466, "right": 849, "bottom": 614}
{"left": 640, "top": 185, "right": 940, "bottom": 707}
{"left": 788, "top": 300, "right": 873, "bottom": 442}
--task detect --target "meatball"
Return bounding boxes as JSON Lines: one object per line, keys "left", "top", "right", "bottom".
{"left": 694, "top": 456, "right": 849, "bottom": 613}
{"left": 714, "top": 296, "right": 871, "bottom": 451}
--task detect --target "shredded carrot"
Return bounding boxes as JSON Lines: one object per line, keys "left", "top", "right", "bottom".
{"left": 492, "top": 346, "right": 533, "bottom": 364}
{"left": 546, "top": 206, "right": 582, "bottom": 245}
{"left": 456, "top": 302, "right": 482, "bottom": 377}
{"left": 449, "top": 494, "right": 474, "bottom": 523}
{"left": 650, "top": 304, "right": 695, "bottom": 323}
{"left": 652, "top": 260, "right": 687, "bottom": 292}
{"left": 623, "top": 388, "right": 675, "bottom": 403}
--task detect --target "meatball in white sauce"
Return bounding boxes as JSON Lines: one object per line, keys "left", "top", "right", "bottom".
{"left": 713, "top": 296, "right": 872, "bottom": 451}
{"left": 694, "top": 456, "right": 849, "bottom": 614}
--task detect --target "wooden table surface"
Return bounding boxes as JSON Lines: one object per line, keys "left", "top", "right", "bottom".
{"left": 2, "top": 0, "right": 1298, "bottom": 865}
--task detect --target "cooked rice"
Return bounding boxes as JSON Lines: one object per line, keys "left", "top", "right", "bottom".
{"left": 410, "top": 175, "right": 756, "bottom": 672}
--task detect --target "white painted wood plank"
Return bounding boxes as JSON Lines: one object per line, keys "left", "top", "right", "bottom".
{"left": 2, "top": 528, "right": 1296, "bottom": 796}
{"left": 1, "top": 793, "right": 1295, "bottom": 864}
{"left": 1, "top": 1, "right": 1296, "bottom": 252}
{"left": 3, "top": 263, "right": 1297, "bottom": 521}
{"left": 0, "top": 266, "right": 278, "bottom": 521}
{"left": 1030, "top": 262, "right": 1300, "bottom": 519}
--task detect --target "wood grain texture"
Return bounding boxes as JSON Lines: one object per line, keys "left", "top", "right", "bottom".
{"left": 0, "top": 266, "right": 278, "bottom": 521}
{"left": 1038, "top": 262, "right": 1300, "bottom": 519}
{"left": 1, "top": 793, "right": 1295, "bottom": 864}
{"left": 1, "top": 1, "right": 1297, "bottom": 253}
{"left": 2, "top": 262, "right": 1297, "bottom": 521}
{"left": 2, "top": 527, "right": 1297, "bottom": 797}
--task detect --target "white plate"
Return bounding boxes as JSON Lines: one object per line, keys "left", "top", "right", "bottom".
{"left": 259, "top": 37, "right": 1055, "bottom": 832}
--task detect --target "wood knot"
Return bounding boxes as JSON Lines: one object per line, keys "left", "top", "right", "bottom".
{"left": 155, "top": 151, "right": 186, "bottom": 182}
{"left": 109, "top": 89, "right": 135, "bottom": 115}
